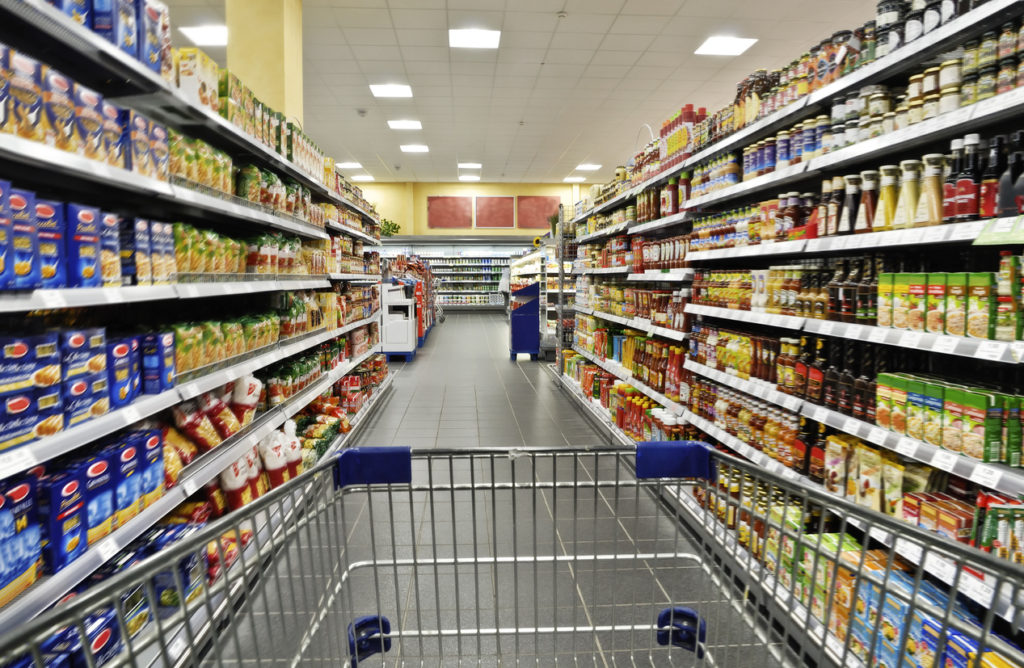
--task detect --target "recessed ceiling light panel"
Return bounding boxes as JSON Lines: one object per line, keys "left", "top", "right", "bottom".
{"left": 180, "top": 25, "right": 228, "bottom": 46}
{"left": 336, "top": 162, "right": 362, "bottom": 169}
{"left": 694, "top": 35, "right": 758, "bottom": 56}
{"left": 400, "top": 144, "right": 429, "bottom": 153}
{"left": 387, "top": 119, "right": 422, "bottom": 130}
{"left": 576, "top": 163, "right": 602, "bottom": 171}
{"left": 458, "top": 162, "right": 482, "bottom": 169}
{"left": 459, "top": 174, "right": 481, "bottom": 182}
{"left": 370, "top": 84, "right": 413, "bottom": 98}
{"left": 351, "top": 175, "right": 375, "bottom": 182}
{"left": 449, "top": 29, "right": 501, "bottom": 49}
{"left": 564, "top": 176, "right": 586, "bottom": 183}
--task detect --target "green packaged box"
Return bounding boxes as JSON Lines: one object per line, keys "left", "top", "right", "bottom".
{"left": 877, "top": 274, "right": 894, "bottom": 328}
{"left": 941, "top": 386, "right": 964, "bottom": 453}
{"left": 906, "top": 273, "right": 927, "bottom": 331}
{"left": 876, "top": 373, "right": 894, "bottom": 431}
{"left": 925, "top": 273, "right": 947, "bottom": 334}
{"left": 961, "top": 388, "right": 1001, "bottom": 462}
{"left": 888, "top": 375, "right": 908, "bottom": 435}
{"left": 966, "top": 272, "right": 996, "bottom": 339}
{"left": 892, "top": 274, "right": 911, "bottom": 330}
{"left": 922, "top": 382, "right": 944, "bottom": 447}
{"left": 945, "top": 273, "right": 968, "bottom": 337}
{"left": 905, "top": 378, "right": 926, "bottom": 441}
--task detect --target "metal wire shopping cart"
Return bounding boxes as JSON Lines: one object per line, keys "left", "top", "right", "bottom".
{"left": 2, "top": 444, "right": 1023, "bottom": 667}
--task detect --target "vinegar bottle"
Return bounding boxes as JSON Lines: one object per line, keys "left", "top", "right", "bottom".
{"left": 875, "top": 165, "right": 900, "bottom": 231}
{"left": 892, "top": 159, "right": 922, "bottom": 229}
{"left": 913, "top": 153, "right": 945, "bottom": 227}
{"left": 855, "top": 170, "right": 878, "bottom": 233}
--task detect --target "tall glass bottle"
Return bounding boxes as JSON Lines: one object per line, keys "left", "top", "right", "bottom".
{"left": 837, "top": 342, "right": 857, "bottom": 416}
{"left": 853, "top": 343, "right": 875, "bottom": 422}
{"left": 806, "top": 337, "right": 828, "bottom": 405}
{"left": 999, "top": 130, "right": 1024, "bottom": 217}
{"left": 841, "top": 257, "right": 862, "bottom": 323}
{"left": 837, "top": 174, "right": 860, "bottom": 235}
{"left": 823, "top": 340, "right": 842, "bottom": 411}
{"left": 856, "top": 256, "right": 877, "bottom": 325}
{"left": 943, "top": 138, "right": 964, "bottom": 222}
{"left": 956, "top": 133, "right": 982, "bottom": 220}
{"left": 793, "top": 335, "right": 813, "bottom": 398}
{"left": 826, "top": 259, "right": 847, "bottom": 321}
{"left": 826, "top": 175, "right": 845, "bottom": 236}
{"left": 855, "top": 170, "right": 878, "bottom": 233}
{"left": 817, "top": 179, "right": 832, "bottom": 237}
{"left": 980, "top": 134, "right": 1006, "bottom": 218}
{"left": 893, "top": 159, "right": 922, "bottom": 229}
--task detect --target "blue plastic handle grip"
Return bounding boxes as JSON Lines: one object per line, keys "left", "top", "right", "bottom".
{"left": 636, "top": 441, "right": 716, "bottom": 481}
{"left": 334, "top": 447, "right": 412, "bottom": 489}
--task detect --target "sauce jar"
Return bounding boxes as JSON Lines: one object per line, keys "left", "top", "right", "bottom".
{"left": 923, "top": 0, "right": 943, "bottom": 33}
{"left": 868, "top": 114, "right": 885, "bottom": 137}
{"left": 939, "top": 0, "right": 955, "bottom": 23}
{"left": 830, "top": 123, "right": 844, "bottom": 149}
{"left": 907, "top": 73, "right": 924, "bottom": 100}
{"left": 939, "top": 59, "right": 961, "bottom": 88}
{"left": 803, "top": 120, "right": 818, "bottom": 157}
{"left": 882, "top": 111, "right": 896, "bottom": 133}
{"left": 820, "top": 125, "right": 834, "bottom": 153}
{"left": 1017, "top": 58, "right": 1024, "bottom": 88}
{"left": 907, "top": 98, "right": 925, "bottom": 124}
{"left": 776, "top": 131, "right": 791, "bottom": 167}
{"left": 815, "top": 115, "right": 830, "bottom": 155}
{"left": 861, "top": 21, "right": 877, "bottom": 66}
{"left": 977, "top": 65, "right": 997, "bottom": 101}
{"left": 998, "top": 57, "right": 1016, "bottom": 94}
{"left": 876, "top": 0, "right": 905, "bottom": 28}
{"left": 868, "top": 92, "right": 891, "bottom": 115}
{"left": 999, "top": 22, "right": 1017, "bottom": 60}
{"left": 904, "top": 10, "right": 924, "bottom": 43}
{"left": 876, "top": 27, "right": 892, "bottom": 58}
{"left": 939, "top": 85, "right": 961, "bottom": 113}
{"left": 886, "top": 21, "right": 904, "bottom": 53}
{"left": 962, "top": 40, "right": 979, "bottom": 77}
{"left": 961, "top": 73, "right": 978, "bottom": 106}
{"left": 894, "top": 104, "right": 909, "bottom": 129}
{"left": 922, "top": 66, "right": 940, "bottom": 95}
{"left": 922, "top": 93, "right": 940, "bottom": 120}
{"left": 978, "top": 31, "right": 998, "bottom": 69}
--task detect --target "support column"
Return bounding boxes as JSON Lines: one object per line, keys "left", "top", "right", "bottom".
{"left": 225, "top": 0, "right": 304, "bottom": 125}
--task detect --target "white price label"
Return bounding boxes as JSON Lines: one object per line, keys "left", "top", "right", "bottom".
{"left": 814, "top": 406, "right": 830, "bottom": 422}
{"left": 898, "top": 331, "right": 923, "bottom": 348}
{"left": 225, "top": 368, "right": 240, "bottom": 381}
{"left": 991, "top": 218, "right": 1016, "bottom": 235}
{"left": 1011, "top": 341, "right": 1024, "bottom": 362}
{"left": 168, "top": 638, "right": 187, "bottom": 658}
{"left": 960, "top": 574, "right": 996, "bottom": 605}
{"left": 844, "top": 325, "right": 864, "bottom": 340}
{"left": 0, "top": 448, "right": 37, "bottom": 479}
{"left": 969, "top": 464, "right": 1003, "bottom": 489}
{"left": 923, "top": 227, "right": 948, "bottom": 243}
{"left": 895, "top": 437, "right": 919, "bottom": 457}
{"left": 924, "top": 552, "right": 957, "bottom": 583}
{"left": 895, "top": 537, "right": 923, "bottom": 562}
{"left": 931, "top": 336, "right": 960, "bottom": 354}
{"left": 826, "top": 634, "right": 845, "bottom": 659}
{"left": 842, "top": 418, "right": 862, "bottom": 435}
{"left": 818, "top": 321, "right": 835, "bottom": 335}
{"left": 950, "top": 220, "right": 984, "bottom": 240}
{"left": 932, "top": 450, "right": 959, "bottom": 472}
{"left": 867, "top": 427, "right": 889, "bottom": 445}
{"left": 96, "top": 540, "right": 117, "bottom": 562}
{"left": 181, "top": 285, "right": 200, "bottom": 298}
{"left": 806, "top": 239, "right": 821, "bottom": 252}
{"left": 38, "top": 290, "right": 67, "bottom": 309}
{"left": 869, "top": 328, "right": 890, "bottom": 344}
{"left": 785, "top": 396, "right": 803, "bottom": 411}
{"left": 179, "top": 383, "right": 201, "bottom": 400}
{"left": 974, "top": 340, "right": 1008, "bottom": 361}
{"left": 121, "top": 406, "right": 141, "bottom": 425}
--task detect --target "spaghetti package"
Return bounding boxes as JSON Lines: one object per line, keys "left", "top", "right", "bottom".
{"left": 199, "top": 392, "right": 241, "bottom": 439}
{"left": 246, "top": 446, "right": 269, "bottom": 497}
{"left": 172, "top": 401, "right": 222, "bottom": 452}
{"left": 161, "top": 425, "right": 198, "bottom": 465}
{"left": 230, "top": 376, "right": 262, "bottom": 426}
{"left": 162, "top": 435, "right": 184, "bottom": 488}
{"left": 218, "top": 456, "right": 252, "bottom": 511}
{"left": 258, "top": 433, "right": 290, "bottom": 488}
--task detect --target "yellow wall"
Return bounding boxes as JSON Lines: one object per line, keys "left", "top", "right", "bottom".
{"left": 360, "top": 182, "right": 574, "bottom": 236}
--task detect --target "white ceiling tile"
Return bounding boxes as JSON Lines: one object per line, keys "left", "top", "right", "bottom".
{"left": 395, "top": 29, "right": 447, "bottom": 47}
{"left": 451, "top": 74, "right": 494, "bottom": 87}
{"left": 552, "top": 33, "right": 603, "bottom": 50}
{"left": 598, "top": 33, "right": 655, "bottom": 50}
{"left": 446, "top": 9, "right": 504, "bottom": 30}
{"left": 501, "top": 31, "right": 554, "bottom": 48}
{"left": 496, "top": 63, "right": 541, "bottom": 77}
{"left": 583, "top": 64, "right": 631, "bottom": 79}
{"left": 390, "top": 9, "right": 447, "bottom": 30}
{"left": 589, "top": 50, "right": 642, "bottom": 66}
{"left": 448, "top": 0, "right": 505, "bottom": 9}
{"left": 497, "top": 48, "right": 541, "bottom": 64}
{"left": 543, "top": 49, "right": 594, "bottom": 65}
{"left": 404, "top": 60, "right": 450, "bottom": 74}
{"left": 450, "top": 49, "right": 500, "bottom": 63}
{"left": 343, "top": 28, "right": 398, "bottom": 45}
{"left": 351, "top": 44, "right": 403, "bottom": 60}
{"left": 410, "top": 74, "right": 453, "bottom": 86}
{"left": 305, "top": 27, "right": 346, "bottom": 45}
{"left": 501, "top": 11, "right": 557, "bottom": 32}
{"left": 563, "top": 0, "right": 626, "bottom": 13}
{"left": 451, "top": 62, "right": 496, "bottom": 76}
{"left": 333, "top": 7, "right": 393, "bottom": 28}
{"left": 538, "top": 63, "right": 585, "bottom": 78}
{"left": 622, "top": 0, "right": 684, "bottom": 14}
{"left": 628, "top": 64, "right": 677, "bottom": 79}
{"left": 400, "top": 46, "right": 449, "bottom": 62}
{"left": 555, "top": 13, "right": 616, "bottom": 34}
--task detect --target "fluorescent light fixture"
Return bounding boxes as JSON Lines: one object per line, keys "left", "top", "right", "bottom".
{"left": 387, "top": 119, "right": 422, "bottom": 130}
{"left": 369, "top": 83, "right": 412, "bottom": 98}
{"left": 351, "top": 175, "right": 375, "bottom": 182}
{"left": 458, "top": 162, "right": 482, "bottom": 169}
{"left": 449, "top": 28, "right": 501, "bottom": 49}
{"left": 400, "top": 144, "right": 429, "bottom": 153}
{"left": 180, "top": 25, "right": 228, "bottom": 46}
{"left": 564, "top": 176, "right": 586, "bottom": 183}
{"left": 459, "top": 174, "right": 481, "bottom": 182}
{"left": 336, "top": 161, "right": 362, "bottom": 169}
{"left": 575, "top": 163, "right": 602, "bottom": 171}
{"left": 694, "top": 35, "right": 758, "bottom": 56}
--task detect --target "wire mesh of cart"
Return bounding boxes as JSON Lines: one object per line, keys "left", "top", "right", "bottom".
{"left": 2, "top": 444, "right": 1023, "bottom": 668}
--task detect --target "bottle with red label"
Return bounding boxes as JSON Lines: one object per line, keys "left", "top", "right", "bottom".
{"left": 956, "top": 133, "right": 982, "bottom": 220}
{"left": 943, "top": 138, "right": 963, "bottom": 221}
{"left": 980, "top": 134, "right": 1006, "bottom": 218}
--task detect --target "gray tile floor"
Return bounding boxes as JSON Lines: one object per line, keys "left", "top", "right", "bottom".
{"left": 205, "top": 315, "right": 782, "bottom": 667}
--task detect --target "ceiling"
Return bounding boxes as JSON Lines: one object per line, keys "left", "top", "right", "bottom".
{"left": 164, "top": 0, "right": 870, "bottom": 184}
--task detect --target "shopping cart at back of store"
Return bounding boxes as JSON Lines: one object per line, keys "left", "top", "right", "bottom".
{"left": 2, "top": 443, "right": 1024, "bottom": 667}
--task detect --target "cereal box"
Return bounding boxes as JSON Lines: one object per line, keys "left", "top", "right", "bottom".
{"left": 100, "top": 100, "right": 124, "bottom": 168}
{"left": 36, "top": 467, "right": 87, "bottom": 573}
{"left": 79, "top": 452, "right": 114, "bottom": 544}
{"left": 105, "top": 436, "right": 141, "bottom": 527}
{"left": 72, "top": 83, "right": 105, "bottom": 162}
{"left": 9, "top": 189, "right": 41, "bottom": 290}
{"left": 59, "top": 327, "right": 106, "bottom": 380}
{"left": 40, "top": 67, "right": 78, "bottom": 154}
{"left": 0, "top": 180, "right": 14, "bottom": 290}
{"left": 149, "top": 120, "right": 168, "bottom": 181}
{"left": 0, "top": 43, "right": 11, "bottom": 135}
{"left": 94, "top": 0, "right": 138, "bottom": 58}
{"left": 142, "top": 330, "right": 174, "bottom": 393}
{"left": 118, "top": 217, "right": 150, "bottom": 286}
{"left": 967, "top": 272, "right": 996, "bottom": 339}
{"left": 64, "top": 203, "right": 101, "bottom": 287}
{"left": 99, "top": 211, "right": 122, "bottom": 287}
{"left": 46, "top": 0, "right": 90, "bottom": 25}
{"left": 925, "top": 272, "right": 947, "bottom": 334}
{"left": 135, "top": 429, "right": 163, "bottom": 508}
{"left": 35, "top": 199, "right": 65, "bottom": 289}
{"left": 105, "top": 338, "right": 132, "bottom": 408}
{"left": 8, "top": 52, "right": 43, "bottom": 142}
{"left": 120, "top": 108, "right": 151, "bottom": 178}
{"left": 0, "top": 478, "right": 42, "bottom": 607}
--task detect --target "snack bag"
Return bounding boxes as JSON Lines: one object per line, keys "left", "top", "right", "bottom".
{"left": 199, "top": 391, "right": 241, "bottom": 439}
{"left": 171, "top": 401, "right": 222, "bottom": 452}
{"left": 204, "top": 481, "right": 227, "bottom": 518}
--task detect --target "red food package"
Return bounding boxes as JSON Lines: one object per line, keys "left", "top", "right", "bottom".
{"left": 231, "top": 376, "right": 262, "bottom": 427}
{"left": 162, "top": 426, "right": 199, "bottom": 465}
{"left": 219, "top": 456, "right": 253, "bottom": 510}
{"left": 166, "top": 500, "right": 212, "bottom": 524}
{"left": 163, "top": 437, "right": 185, "bottom": 488}
{"left": 204, "top": 482, "right": 227, "bottom": 518}
{"left": 199, "top": 392, "right": 242, "bottom": 439}
{"left": 172, "top": 401, "right": 224, "bottom": 452}
{"left": 206, "top": 535, "right": 240, "bottom": 582}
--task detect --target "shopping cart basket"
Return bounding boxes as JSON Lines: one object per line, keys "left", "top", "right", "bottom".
{"left": 2, "top": 444, "right": 1023, "bottom": 667}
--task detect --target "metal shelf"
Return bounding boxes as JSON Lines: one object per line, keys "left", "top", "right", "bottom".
{"left": 571, "top": 345, "right": 686, "bottom": 415}
{"left": 572, "top": 266, "right": 631, "bottom": 276}
{"left": 575, "top": 305, "right": 688, "bottom": 342}
{"left": 683, "top": 359, "right": 803, "bottom": 411}
{"left": 326, "top": 220, "right": 381, "bottom": 245}
{"left": 685, "top": 303, "right": 806, "bottom": 330}
{"left": 688, "top": 239, "right": 807, "bottom": 262}
{"left": 626, "top": 269, "right": 693, "bottom": 282}
{"left": 328, "top": 273, "right": 382, "bottom": 282}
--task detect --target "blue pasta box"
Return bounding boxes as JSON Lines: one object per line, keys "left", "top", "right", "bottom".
{"left": 149, "top": 121, "right": 168, "bottom": 181}
{"left": 0, "top": 478, "right": 42, "bottom": 607}
{"left": 9, "top": 188, "right": 41, "bottom": 290}
{"left": 0, "top": 43, "right": 11, "bottom": 135}
{"left": 64, "top": 203, "right": 101, "bottom": 288}
{"left": 45, "top": 0, "right": 90, "bottom": 26}
{"left": 42, "top": 609, "right": 122, "bottom": 667}
{"left": 41, "top": 67, "right": 77, "bottom": 154}
{"left": 0, "top": 336, "right": 40, "bottom": 397}
{"left": 105, "top": 338, "right": 132, "bottom": 408}
{"left": 36, "top": 467, "right": 87, "bottom": 573}
{"left": 9, "top": 51, "right": 43, "bottom": 143}
{"left": 79, "top": 452, "right": 114, "bottom": 545}
{"left": 63, "top": 372, "right": 107, "bottom": 428}
{"left": 99, "top": 212, "right": 121, "bottom": 287}
{"left": 35, "top": 199, "right": 66, "bottom": 289}
{"left": 90, "top": 548, "right": 151, "bottom": 638}
{"left": 93, "top": 0, "right": 137, "bottom": 58}
{"left": 119, "top": 108, "right": 151, "bottom": 179}
{"left": 135, "top": 429, "right": 163, "bottom": 508}
{"left": 99, "top": 100, "right": 123, "bottom": 169}
{"left": 59, "top": 327, "right": 106, "bottom": 380}
{"left": 119, "top": 218, "right": 151, "bottom": 286}
{"left": 142, "top": 330, "right": 174, "bottom": 393}
{"left": 72, "top": 83, "right": 105, "bottom": 162}
{"left": 137, "top": 0, "right": 169, "bottom": 76}
{"left": 104, "top": 436, "right": 141, "bottom": 527}
{"left": 0, "top": 180, "right": 12, "bottom": 290}
{"left": 147, "top": 524, "right": 204, "bottom": 610}
{"left": 30, "top": 332, "right": 61, "bottom": 390}
{"left": 0, "top": 390, "right": 45, "bottom": 454}
{"left": 129, "top": 335, "right": 141, "bottom": 398}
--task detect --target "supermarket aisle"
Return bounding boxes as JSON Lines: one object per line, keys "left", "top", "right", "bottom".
{"left": 353, "top": 312, "right": 605, "bottom": 449}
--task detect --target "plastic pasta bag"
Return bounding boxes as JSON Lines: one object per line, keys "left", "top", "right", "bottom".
{"left": 199, "top": 392, "right": 242, "bottom": 439}
{"left": 162, "top": 425, "right": 199, "bottom": 465}
{"left": 172, "top": 401, "right": 223, "bottom": 452}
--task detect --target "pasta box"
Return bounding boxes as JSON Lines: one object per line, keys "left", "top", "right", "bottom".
{"left": 150, "top": 220, "right": 173, "bottom": 283}
{"left": 59, "top": 327, "right": 106, "bottom": 380}
{"left": 9, "top": 51, "right": 43, "bottom": 142}
{"left": 0, "top": 333, "right": 58, "bottom": 397}
{"left": 129, "top": 334, "right": 141, "bottom": 398}
{"left": 78, "top": 452, "right": 114, "bottom": 545}
{"left": 118, "top": 217, "right": 151, "bottom": 286}
{"left": 119, "top": 108, "right": 151, "bottom": 178}
{"left": 41, "top": 609, "right": 122, "bottom": 666}
{"left": 142, "top": 330, "right": 174, "bottom": 393}
{"left": 35, "top": 199, "right": 65, "bottom": 289}
{"left": 45, "top": 0, "right": 90, "bottom": 25}
{"left": 137, "top": 0, "right": 170, "bottom": 77}
{"left": 104, "top": 436, "right": 141, "bottom": 527}
{"left": 64, "top": 203, "right": 101, "bottom": 287}
{"left": 0, "top": 180, "right": 11, "bottom": 290}
{"left": 89, "top": 547, "right": 151, "bottom": 638}
{"left": 133, "top": 428, "right": 163, "bottom": 508}
{"left": 0, "top": 43, "right": 11, "bottom": 135}
{"left": 105, "top": 338, "right": 132, "bottom": 408}
{"left": 0, "top": 386, "right": 62, "bottom": 453}
{"left": 36, "top": 467, "right": 87, "bottom": 573}
{"left": 93, "top": 0, "right": 137, "bottom": 58}
{"left": 62, "top": 371, "right": 108, "bottom": 428}
{"left": 9, "top": 188, "right": 42, "bottom": 290}
{"left": 100, "top": 100, "right": 124, "bottom": 168}
{"left": 72, "top": 83, "right": 104, "bottom": 162}
{"left": 99, "top": 211, "right": 122, "bottom": 287}
{"left": 149, "top": 120, "right": 168, "bottom": 181}
{"left": 41, "top": 67, "right": 77, "bottom": 154}
{"left": 0, "top": 477, "right": 42, "bottom": 607}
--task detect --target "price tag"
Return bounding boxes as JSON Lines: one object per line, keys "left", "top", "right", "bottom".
{"left": 895, "top": 437, "right": 918, "bottom": 457}
{"left": 38, "top": 290, "right": 67, "bottom": 309}
{"left": 898, "top": 331, "right": 923, "bottom": 348}
{"left": 225, "top": 367, "right": 240, "bottom": 381}
{"left": 814, "top": 406, "right": 830, "bottom": 423}
{"left": 806, "top": 239, "right": 821, "bottom": 253}
{"left": 826, "top": 633, "right": 845, "bottom": 659}
{"left": 96, "top": 540, "right": 117, "bottom": 562}
{"left": 950, "top": 220, "right": 984, "bottom": 240}
{"left": 931, "top": 336, "right": 960, "bottom": 354}
{"left": 869, "top": 328, "right": 890, "bottom": 343}
{"left": 924, "top": 552, "right": 957, "bottom": 583}
{"left": 969, "top": 463, "right": 1003, "bottom": 489}
{"left": 818, "top": 321, "right": 835, "bottom": 335}
{"left": 923, "top": 227, "right": 948, "bottom": 243}
{"left": 960, "top": 574, "right": 996, "bottom": 605}
{"left": 843, "top": 418, "right": 862, "bottom": 436}
{"left": 844, "top": 325, "right": 863, "bottom": 340}
{"left": 974, "top": 340, "right": 1008, "bottom": 361}
{"left": 168, "top": 638, "right": 187, "bottom": 658}
{"left": 181, "top": 284, "right": 201, "bottom": 299}
{"left": 932, "top": 449, "right": 959, "bottom": 472}
{"left": 895, "top": 537, "right": 923, "bottom": 562}
{"left": 867, "top": 427, "right": 889, "bottom": 445}
{"left": 0, "top": 448, "right": 37, "bottom": 479}
{"left": 121, "top": 406, "right": 141, "bottom": 425}
{"left": 785, "top": 396, "right": 803, "bottom": 411}
{"left": 946, "top": 105, "right": 975, "bottom": 127}
{"left": 179, "top": 382, "right": 201, "bottom": 400}
{"left": 1011, "top": 341, "right": 1024, "bottom": 362}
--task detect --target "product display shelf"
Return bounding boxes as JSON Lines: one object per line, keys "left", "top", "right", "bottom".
{"left": 573, "top": 266, "right": 631, "bottom": 276}
{"left": 326, "top": 221, "right": 381, "bottom": 246}
{"left": 0, "top": 343, "right": 381, "bottom": 630}
{"left": 685, "top": 303, "right": 807, "bottom": 330}
{"left": 439, "top": 279, "right": 500, "bottom": 284}
{"left": 549, "top": 369, "right": 634, "bottom": 448}
{"left": 571, "top": 345, "right": 685, "bottom": 415}
{"left": 437, "top": 290, "right": 493, "bottom": 294}
{"left": 575, "top": 221, "right": 631, "bottom": 244}
{"left": 626, "top": 269, "right": 694, "bottom": 282}
{"left": 566, "top": 0, "right": 1022, "bottom": 229}
{"left": 575, "top": 305, "right": 688, "bottom": 342}
{"left": 169, "top": 184, "right": 328, "bottom": 240}
{"left": 683, "top": 359, "right": 804, "bottom": 411}
{"left": 328, "top": 273, "right": 382, "bottom": 282}
{"left": 628, "top": 211, "right": 690, "bottom": 236}
{"left": 444, "top": 303, "right": 504, "bottom": 310}
{"left": 0, "top": 312, "right": 382, "bottom": 481}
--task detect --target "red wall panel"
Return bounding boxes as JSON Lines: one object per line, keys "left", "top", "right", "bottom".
{"left": 427, "top": 196, "right": 472, "bottom": 228}
{"left": 516, "top": 196, "right": 560, "bottom": 229}
{"left": 475, "top": 196, "right": 515, "bottom": 228}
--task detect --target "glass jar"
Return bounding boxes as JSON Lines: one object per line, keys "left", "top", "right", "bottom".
{"left": 961, "top": 74, "right": 978, "bottom": 106}
{"left": 876, "top": 0, "right": 905, "bottom": 28}
{"left": 923, "top": 0, "right": 943, "bottom": 33}
{"left": 904, "top": 10, "right": 924, "bottom": 43}
{"left": 846, "top": 91, "right": 862, "bottom": 121}
{"left": 876, "top": 28, "right": 891, "bottom": 58}
{"left": 868, "top": 92, "right": 892, "bottom": 115}
{"left": 922, "top": 93, "right": 940, "bottom": 120}
{"left": 861, "top": 20, "right": 877, "bottom": 66}
{"left": 998, "top": 57, "right": 1017, "bottom": 94}
{"left": 1017, "top": 58, "right": 1024, "bottom": 88}
{"left": 830, "top": 124, "right": 845, "bottom": 149}
{"left": 922, "top": 66, "right": 940, "bottom": 95}
{"left": 999, "top": 22, "right": 1017, "bottom": 60}
{"left": 894, "top": 104, "right": 909, "bottom": 129}
{"left": 877, "top": 164, "right": 900, "bottom": 231}
{"left": 893, "top": 159, "right": 922, "bottom": 229}
{"left": 776, "top": 131, "right": 791, "bottom": 168}
{"left": 978, "top": 31, "right": 998, "bottom": 69}
{"left": 962, "top": 40, "right": 979, "bottom": 77}
{"left": 977, "top": 65, "right": 997, "bottom": 101}
{"left": 882, "top": 111, "right": 896, "bottom": 133}
{"left": 886, "top": 21, "right": 904, "bottom": 53}
{"left": 939, "top": 85, "right": 961, "bottom": 113}
{"left": 939, "top": 59, "right": 961, "bottom": 88}
{"left": 907, "top": 98, "right": 925, "bottom": 124}
{"left": 907, "top": 73, "right": 924, "bottom": 100}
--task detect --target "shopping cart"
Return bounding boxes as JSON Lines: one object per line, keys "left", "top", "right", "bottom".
{"left": 1, "top": 444, "right": 1022, "bottom": 668}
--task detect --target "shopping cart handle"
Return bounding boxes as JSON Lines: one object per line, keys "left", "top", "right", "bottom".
{"left": 636, "top": 441, "right": 716, "bottom": 481}
{"left": 334, "top": 447, "right": 412, "bottom": 489}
